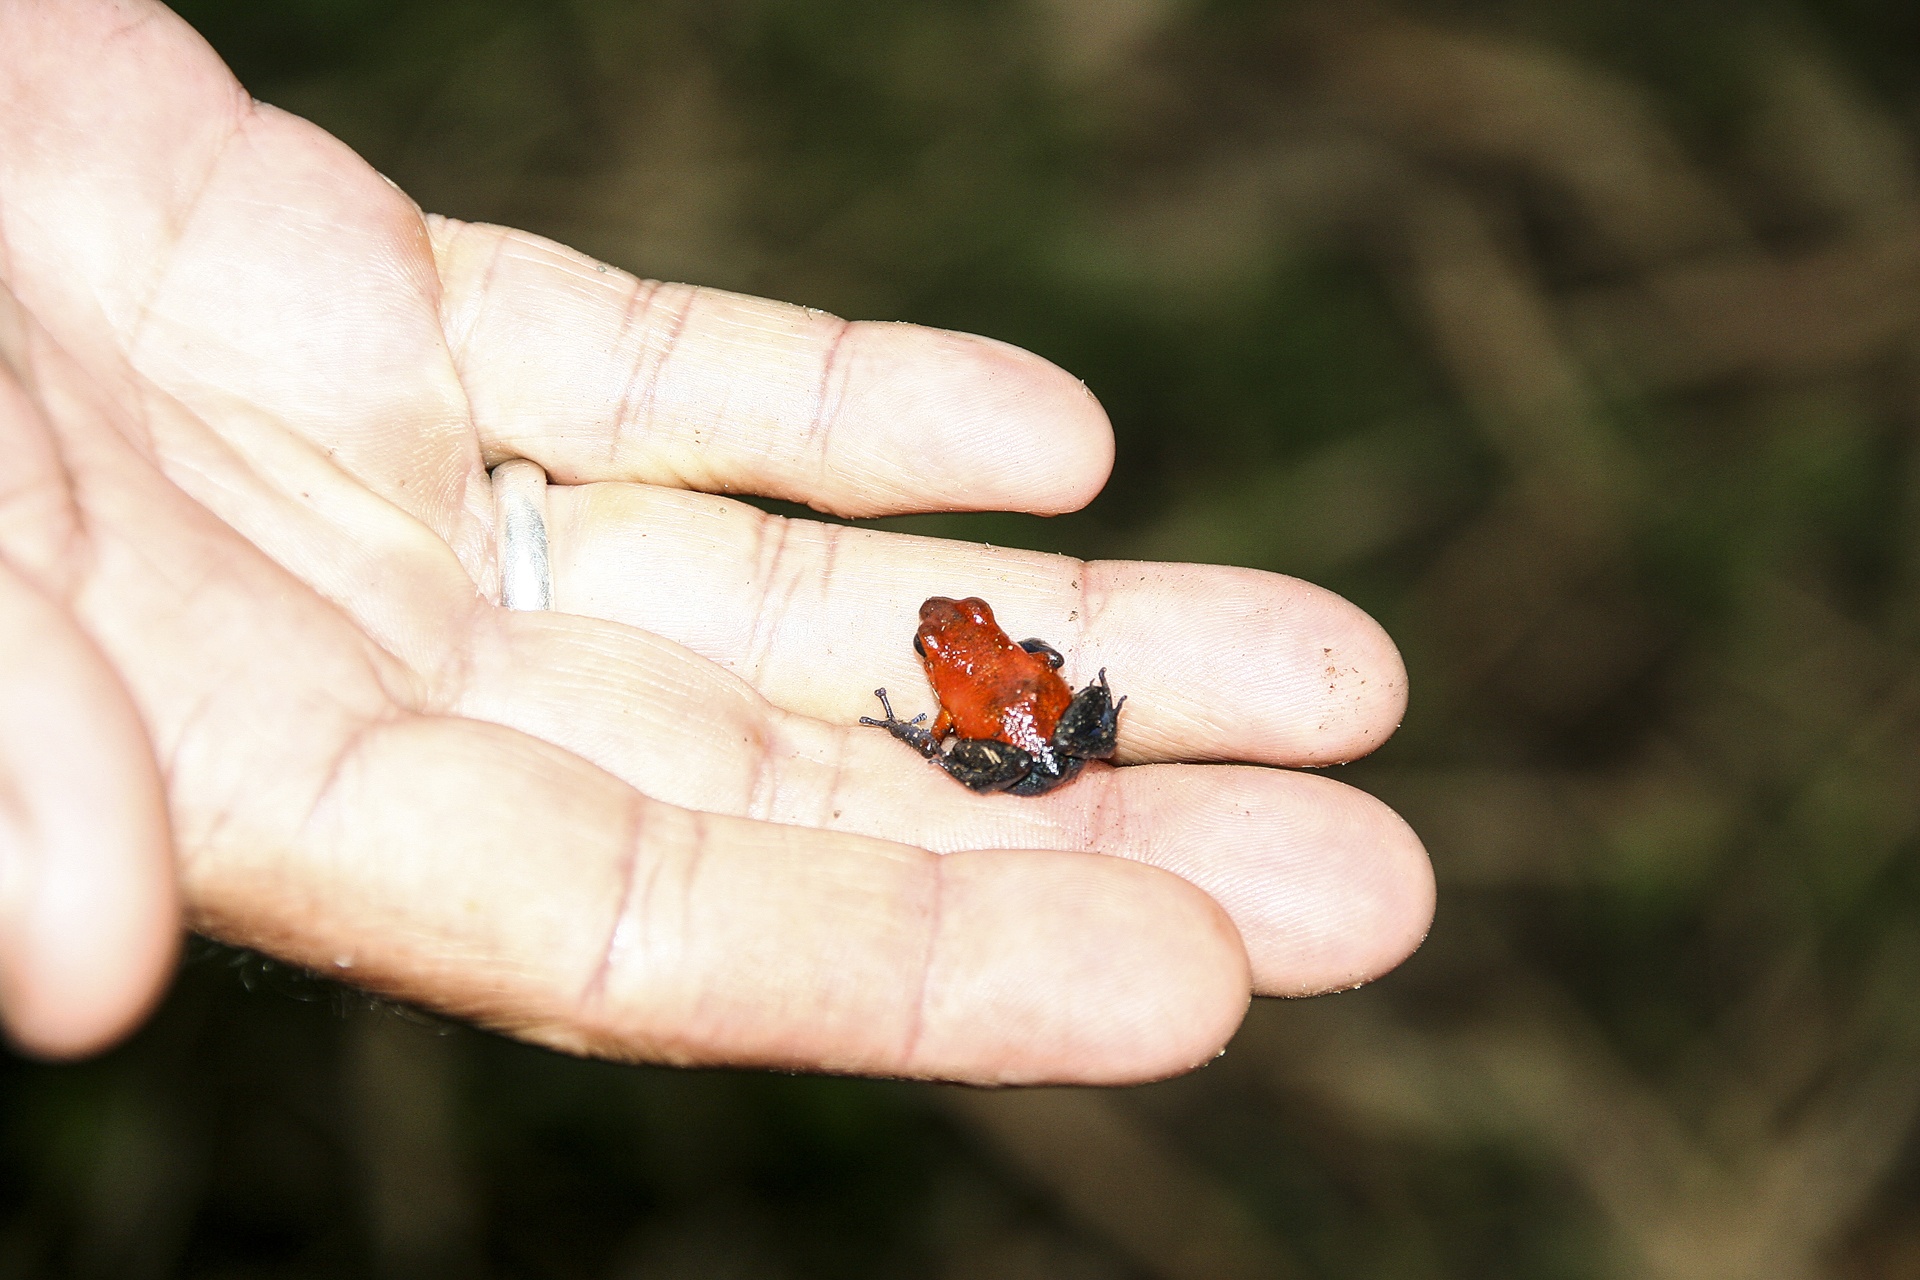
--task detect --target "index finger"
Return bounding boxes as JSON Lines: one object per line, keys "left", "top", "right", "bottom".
{"left": 431, "top": 219, "right": 1115, "bottom": 519}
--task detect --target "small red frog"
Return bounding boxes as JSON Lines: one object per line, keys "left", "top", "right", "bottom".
{"left": 862, "top": 596, "right": 1124, "bottom": 795}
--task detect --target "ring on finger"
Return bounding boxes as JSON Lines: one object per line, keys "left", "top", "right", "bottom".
{"left": 491, "top": 458, "right": 553, "bottom": 612}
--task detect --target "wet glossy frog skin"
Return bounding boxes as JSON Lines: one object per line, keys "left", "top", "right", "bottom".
{"left": 861, "top": 596, "right": 1124, "bottom": 796}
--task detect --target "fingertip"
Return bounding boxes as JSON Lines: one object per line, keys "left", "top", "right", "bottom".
{"left": 0, "top": 565, "right": 180, "bottom": 1060}
{"left": 1258, "top": 783, "right": 1434, "bottom": 997}
{"left": 913, "top": 849, "right": 1250, "bottom": 1085}
{"left": 1325, "top": 798, "right": 1433, "bottom": 993}
{"left": 855, "top": 327, "right": 1115, "bottom": 517}
{"left": 1241, "top": 574, "right": 1409, "bottom": 766}
{"left": 1305, "top": 599, "right": 1409, "bottom": 765}
{"left": 1089, "top": 563, "right": 1410, "bottom": 767}
{"left": 1097, "top": 764, "right": 1431, "bottom": 1000}
{"left": 0, "top": 822, "right": 180, "bottom": 1059}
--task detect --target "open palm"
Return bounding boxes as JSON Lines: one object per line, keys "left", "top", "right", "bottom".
{"left": 0, "top": 0, "right": 1430, "bottom": 1081}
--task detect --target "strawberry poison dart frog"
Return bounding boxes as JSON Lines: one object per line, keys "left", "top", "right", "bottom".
{"left": 861, "top": 596, "right": 1124, "bottom": 795}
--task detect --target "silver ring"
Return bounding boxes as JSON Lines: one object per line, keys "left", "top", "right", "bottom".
{"left": 491, "top": 459, "right": 552, "bottom": 611}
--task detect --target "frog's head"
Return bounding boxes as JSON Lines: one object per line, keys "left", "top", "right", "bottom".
{"left": 914, "top": 596, "right": 1003, "bottom": 662}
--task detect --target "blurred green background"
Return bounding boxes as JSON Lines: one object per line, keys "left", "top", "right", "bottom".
{"left": 10, "top": 1, "right": 1920, "bottom": 1276}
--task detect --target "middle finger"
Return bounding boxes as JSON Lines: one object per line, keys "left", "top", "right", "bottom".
{"left": 546, "top": 481, "right": 1406, "bottom": 769}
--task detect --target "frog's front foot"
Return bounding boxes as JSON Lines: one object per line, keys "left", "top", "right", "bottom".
{"left": 860, "top": 688, "right": 941, "bottom": 758}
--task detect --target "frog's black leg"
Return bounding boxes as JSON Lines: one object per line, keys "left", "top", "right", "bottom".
{"left": 1053, "top": 668, "right": 1124, "bottom": 760}
{"left": 939, "top": 739, "right": 1033, "bottom": 792}
{"left": 863, "top": 690, "right": 1030, "bottom": 790}
{"left": 1016, "top": 638, "right": 1065, "bottom": 670}
{"left": 859, "top": 688, "right": 940, "bottom": 758}
{"left": 1006, "top": 752, "right": 1083, "bottom": 796}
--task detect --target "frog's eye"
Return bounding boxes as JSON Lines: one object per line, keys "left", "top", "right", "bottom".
{"left": 913, "top": 632, "right": 927, "bottom": 658}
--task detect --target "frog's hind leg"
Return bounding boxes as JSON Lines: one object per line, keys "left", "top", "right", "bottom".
{"left": 940, "top": 739, "right": 1034, "bottom": 792}
{"left": 1006, "top": 752, "right": 1083, "bottom": 796}
{"left": 1054, "top": 668, "right": 1124, "bottom": 760}
{"left": 860, "top": 688, "right": 941, "bottom": 759}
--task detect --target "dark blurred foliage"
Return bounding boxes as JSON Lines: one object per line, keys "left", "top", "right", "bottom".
{"left": 10, "top": 1, "right": 1920, "bottom": 1276}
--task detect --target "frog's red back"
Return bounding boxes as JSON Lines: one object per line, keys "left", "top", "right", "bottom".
{"left": 914, "top": 597, "right": 1072, "bottom": 755}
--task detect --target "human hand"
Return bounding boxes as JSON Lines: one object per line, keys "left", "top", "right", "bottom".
{"left": 0, "top": 0, "right": 1431, "bottom": 1080}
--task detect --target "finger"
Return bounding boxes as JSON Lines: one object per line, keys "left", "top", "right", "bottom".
{"left": 0, "top": 557, "right": 178, "bottom": 1057}
{"left": 453, "top": 610, "right": 1432, "bottom": 996}
{"left": 431, "top": 218, "right": 1114, "bottom": 517}
{"left": 202, "top": 713, "right": 1248, "bottom": 1084}
{"left": 546, "top": 482, "right": 1406, "bottom": 767}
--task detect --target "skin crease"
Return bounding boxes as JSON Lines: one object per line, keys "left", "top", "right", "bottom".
{"left": 0, "top": 0, "right": 1434, "bottom": 1079}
